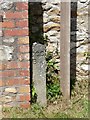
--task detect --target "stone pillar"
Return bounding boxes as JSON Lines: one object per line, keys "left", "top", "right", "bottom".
{"left": 32, "top": 43, "right": 47, "bottom": 106}
{"left": 0, "top": 2, "right": 30, "bottom": 108}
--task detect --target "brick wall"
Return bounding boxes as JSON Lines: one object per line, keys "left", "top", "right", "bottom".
{"left": 0, "top": 2, "right": 30, "bottom": 108}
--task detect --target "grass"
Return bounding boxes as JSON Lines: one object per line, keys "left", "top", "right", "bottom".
{"left": 2, "top": 98, "right": 88, "bottom": 118}
{"left": 2, "top": 79, "right": 89, "bottom": 119}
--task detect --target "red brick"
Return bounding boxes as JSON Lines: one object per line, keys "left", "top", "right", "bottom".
{"left": 18, "top": 53, "right": 30, "bottom": 61}
{"left": 19, "top": 94, "right": 30, "bottom": 101}
{"left": 18, "top": 62, "right": 30, "bottom": 69}
{"left": 4, "top": 77, "right": 30, "bottom": 86}
{"left": 16, "top": 20, "right": 28, "bottom": 28}
{"left": 5, "top": 79, "right": 19, "bottom": 86}
{"left": 19, "top": 70, "right": 30, "bottom": 77}
{"left": 20, "top": 102, "right": 30, "bottom": 108}
{"left": 0, "top": 71, "right": 2, "bottom": 78}
{"left": 18, "top": 45, "right": 29, "bottom": 53}
{"left": 0, "top": 80, "right": 2, "bottom": 86}
{"left": 4, "top": 29, "right": 28, "bottom": 36}
{"left": 23, "top": 79, "right": 30, "bottom": 85}
{"left": 1, "top": 70, "right": 17, "bottom": 77}
{"left": 0, "top": 62, "right": 18, "bottom": 70}
{"left": 6, "top": 61, "right": 18, "bottom": 70}
{"left": 5, "top": 11, "right": 28, "bottom": 19}
{"left": 19, "top": 78, "right": 30, "bottom": 85}
{"left": 1, "top": 80, "right": 6, "bottom": 86}
{"left": 7, "top": 62, "right": 18, "bottom": 69}
{"left": 2, "top": 21, "right": 15, "bottom": 28}
{"left": 1, "top": 80, "right": 5, "bottom": 86}
{"left": 16, "top": 2, "right": 28, "bottom": 10}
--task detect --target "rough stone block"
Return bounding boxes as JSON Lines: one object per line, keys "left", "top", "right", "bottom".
{"left": 3, "top": 37, "right": 15, "bottom": 43}
{"left": 0, "top": 45, "right": 14, "bottom": 61}
{"left": 5, "top": 87, "right": 17, "bottom": 93}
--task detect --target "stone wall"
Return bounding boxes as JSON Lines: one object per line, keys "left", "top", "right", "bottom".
{"left": 42, "top": 1, "right": 61, "bottom": 54}
{"left": 0, "top": 2, "right": 30, "bottom": 108}
{"left": 42, "top": 1, "right": 89, "bottom": 80}
{"left": 76, "top": 1, "right": 89, "bottom": 80}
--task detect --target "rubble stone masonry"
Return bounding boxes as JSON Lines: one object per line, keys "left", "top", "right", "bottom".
{"left": 42, "top": 1, "right": 89, "bottom": 80}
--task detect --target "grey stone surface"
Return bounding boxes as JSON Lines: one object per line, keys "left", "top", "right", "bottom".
{"left": 0, "top": 0, "right": 13, "bottom": 10}
{"left": 32, "top": 42, "right": 47, "bottom": 106}
{"left": 0, "top": 45, "right": 14, "bottom": 61}
{"left": 0, "top": 31, "right": 2, "bottom": 37}
{"left": 3, "top": 37, "right": 15, "bottom": 43}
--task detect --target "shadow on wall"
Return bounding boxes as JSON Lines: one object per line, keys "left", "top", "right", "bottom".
{"left": 70, "top": 2, "right": 77, "bottom": 91}
{"left": 29, "top": 2, "right": 43, "bottom": 44}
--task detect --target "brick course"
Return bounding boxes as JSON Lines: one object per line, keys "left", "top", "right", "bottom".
{"left": 16, "top": 20, "right": 28, "bottom": 28}
{"left": 4, "top": 29, "right": 28, "bottom": 36}
{"left": 2, "top": 21, "right": 15, "bottom": 28}
{"left": 5, "top": 11, "right": 28, "bottom": 19}
{"left": 16, "top": 2, "right": 28, "bottom": 11}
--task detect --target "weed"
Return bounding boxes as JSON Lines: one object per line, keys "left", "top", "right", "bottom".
{"left": 84, "top": 52, "right": 90, "bottom": 60}
{"left": 46, "top": 51, "right": 61, "bottom": 102}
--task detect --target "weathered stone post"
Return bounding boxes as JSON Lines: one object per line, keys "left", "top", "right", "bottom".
{"left": 32, "top": 43, "right": 47, "bottom": 106}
